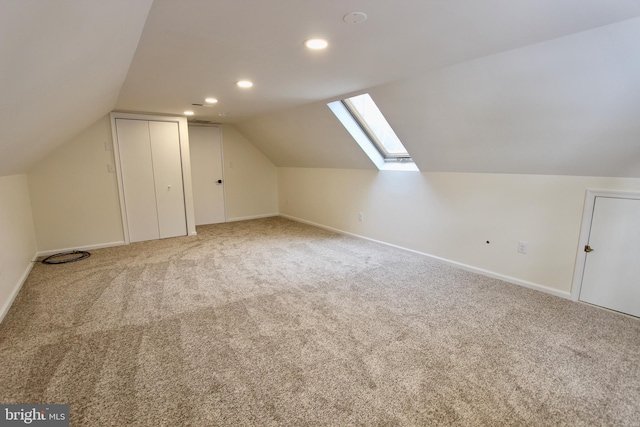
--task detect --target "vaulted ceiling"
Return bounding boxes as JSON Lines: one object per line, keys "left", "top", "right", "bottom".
{"left": 0, "top": 0, "right": 153, "bottom": 175}
{"left": 1, "top": 0, "right": 639, "bottom": 177}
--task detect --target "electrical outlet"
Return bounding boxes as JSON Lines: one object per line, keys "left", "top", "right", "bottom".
{"left": 517, "top": 240, "right": 528, "bottom": 254}
{"left": 358, "top": 212, "right": 364, "bottom": 221}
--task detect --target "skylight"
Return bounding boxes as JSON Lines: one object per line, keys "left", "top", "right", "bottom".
{"left": 343, "top": 94, "right": 409, "bottom": 158}
{"left": 328, "top": 93, "right": 418, "bottom": 171}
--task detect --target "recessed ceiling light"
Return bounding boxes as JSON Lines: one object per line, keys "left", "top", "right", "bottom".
{"left": 304, "top": 38, "right": 328, "bottom": 50}
{"left": 205, "top": 97, "right": 218, "bottom": 104}
{"left": 236, "top": 80, "right": 253, "bottom": 88}
{"left": 184, "top": 111, "right": 194, "bottom": 116}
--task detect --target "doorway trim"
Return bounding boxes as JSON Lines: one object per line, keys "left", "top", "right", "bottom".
{"left": 571, "top": 189, "right": 640, "bottom": 302}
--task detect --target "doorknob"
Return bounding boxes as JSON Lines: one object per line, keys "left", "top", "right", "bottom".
{"left": 584, "top": 245, "right": 594, "bottom": 253}
{"left": 216, "top": 179, "right": 223, "bottom": 184}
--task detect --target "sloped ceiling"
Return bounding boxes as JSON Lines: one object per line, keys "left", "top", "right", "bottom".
{"left": 0, "top": 0, "right": 153, "bottom": 176}
{"left": 378, "top": 18, "right": 640, "bottom": 177}
{"left": 118, "top": 0, "right": 640, "bottom": 123}
{"left": 1, "top": 0, "right": 639, "bottom": 177}
{"left": 238, "top": 17, "right": 640, "bottom": 177}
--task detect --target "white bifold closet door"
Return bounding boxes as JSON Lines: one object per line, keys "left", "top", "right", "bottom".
{"left": 116, "top": 119, "right": 187, "bottom": 242}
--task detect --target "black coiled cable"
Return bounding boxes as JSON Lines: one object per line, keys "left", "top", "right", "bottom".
{"left": 41, "top": 250, "right": 90, "bottom": 265}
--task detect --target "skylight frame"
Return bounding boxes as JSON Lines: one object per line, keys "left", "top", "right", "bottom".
{"left": 341, "top": 94, "right": 412, "bottom": 162}
{"left": 328, "top": 93, "right": 419, "bottom": 172}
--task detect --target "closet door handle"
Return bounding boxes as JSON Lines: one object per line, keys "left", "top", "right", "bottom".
{"left": 216, "top": 179, "right": 223, "bottom": 184}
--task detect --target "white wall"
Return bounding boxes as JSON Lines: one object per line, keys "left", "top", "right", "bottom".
{"left": 278, "top": 168, "right": 640, "bottom": 296}
{"left": 0, "top": 174, "right": 37, "bottom": 321}
{"left": 222, "top": 125, "right": 278, "bottom": 221}
{"left": 26, "top": 118, "right": 278, "bottom": 253}
{"left": 28, "top": 116, "right": 124, "bottom": 254}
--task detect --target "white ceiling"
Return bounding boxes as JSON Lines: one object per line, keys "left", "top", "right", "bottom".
{"left": 0, "top": 0, "right": 153, "bottom": 175}
{"left": 1, "top": 0, "right": 640, "bottom": 177}
{"left": 117, "top": 0, "right": 640, "bottom": 122}
{"left": 237, "top": 17, "right": 640, "bottom": 176}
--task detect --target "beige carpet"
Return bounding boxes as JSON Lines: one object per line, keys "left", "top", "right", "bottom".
{"left": 0, "top": 217, "right": 639, "bottom": 426}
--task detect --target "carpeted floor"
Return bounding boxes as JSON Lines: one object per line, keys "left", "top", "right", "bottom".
{"left": 0, "top": 217, "right": 639, "bottom": 426}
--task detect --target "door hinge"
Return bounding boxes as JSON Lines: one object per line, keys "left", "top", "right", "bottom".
{"left": 584, "top": 245, "right": 594, "bottom": 253}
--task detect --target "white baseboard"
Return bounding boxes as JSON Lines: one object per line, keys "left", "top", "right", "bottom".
{"left": 226, "top": 213, "right": 279, "bottom": 223}
{"left": 0, "top": 254, "right": 37, "bottom": 323}
{"left": 36, "top": 241, "right": 126, "bottom": 258}
{"left": 280, "top": 214, "right": 571, "bottom": 300}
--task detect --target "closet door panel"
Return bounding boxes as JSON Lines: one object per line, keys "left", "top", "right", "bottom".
{"left": 149, "top": 121, "right": 187, "bottom": 239}
{"left": 115, "top": 119, "right": 160, "bottom": 242}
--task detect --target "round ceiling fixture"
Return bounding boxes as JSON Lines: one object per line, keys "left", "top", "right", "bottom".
{"left": 205, "top": 97, "right": 218, "bottom": 104}
{"left": 184, "top": 110, "right": 194, "bottom": 116}
{"left": 343, "top": 12, "right": 367, "bottom": 24}
{"left": 304, "top": 38, "right": 328, "bottom": 50}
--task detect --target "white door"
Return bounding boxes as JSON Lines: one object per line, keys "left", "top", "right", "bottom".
{"left": 149, "top": 121, "right": 187, "bottom": 238}
{"left": 188, "top": 126, "right": 226, "bottom": 225}
{"left": 579, "top": 196, "right": 640, "bottom": 317}
{"left": 115, "top": 119, "right": 187, "bottom": 242}
{"left": 115, "top": 119, "right": 160, "bottom": 242}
